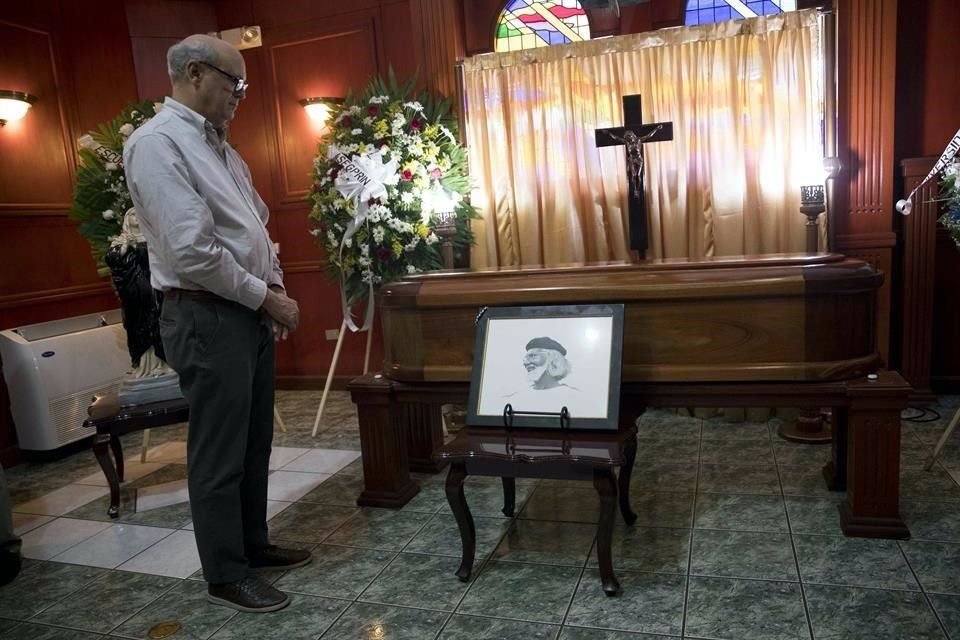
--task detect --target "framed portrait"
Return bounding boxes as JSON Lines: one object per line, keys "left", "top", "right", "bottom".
{"left": 466, "top": 304, "right": 624, "bottom": 431}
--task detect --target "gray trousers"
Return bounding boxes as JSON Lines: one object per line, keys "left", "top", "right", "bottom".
{"left": 160, "top": 293, "right": 275, "bottom": 584}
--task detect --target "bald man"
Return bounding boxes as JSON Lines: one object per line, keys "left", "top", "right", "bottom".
{"left": 124, "top": 34, "right": 306, "bottom": 612}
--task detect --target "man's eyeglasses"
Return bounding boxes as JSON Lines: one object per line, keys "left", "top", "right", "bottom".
{"left": 198, "top": 61, "right": 248, "bottom": 95}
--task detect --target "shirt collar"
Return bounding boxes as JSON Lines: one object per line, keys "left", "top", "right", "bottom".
{"left": 162, "top": 97, "right": 228, "bottom": 145}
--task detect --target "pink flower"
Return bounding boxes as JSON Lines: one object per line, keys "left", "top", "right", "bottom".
{"left": 368, "top": 105, "right": 379, "bottom": 117}
{"left": 431, "top": 168, "right": 442, "bottom": 179}
{"left": 402, "top": 169, "right": 413, "bottom": 181}
{"left": 410, "top": 119, "right": 422, "bottom": 131}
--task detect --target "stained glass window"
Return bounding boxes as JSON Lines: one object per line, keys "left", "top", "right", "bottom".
{"left": 494, "top": 1, "right": 591, "bottom": 53}
{"left": 685, "top": 0, "right": 797, "bottom": 26}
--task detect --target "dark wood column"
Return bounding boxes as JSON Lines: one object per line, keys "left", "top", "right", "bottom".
{"left": 833, "top": 0, "right": 899, "bottom": 365}
{"left": 897, "top": 157, "right": 938, "bottom": 399}
{"left": 409, "top": 0, "right": 466, "bottom": 99}
{"left": 348, "top": 373, "right": 419, "bottom": 508}
{"left": 837, "top": 371, "right": 911, "bottom": 539}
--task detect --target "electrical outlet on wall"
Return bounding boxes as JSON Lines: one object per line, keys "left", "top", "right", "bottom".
{"left": 325, "top": 329, "right": 340, "bottom": 341}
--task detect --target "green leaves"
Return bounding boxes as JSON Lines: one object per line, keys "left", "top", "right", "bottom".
{"left": 68, "top": 99, "right": 158, "bottom": 273}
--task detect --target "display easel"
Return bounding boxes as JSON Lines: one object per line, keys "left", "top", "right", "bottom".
{"left": 311, "top": 319, "right": 374, "bottom": 437}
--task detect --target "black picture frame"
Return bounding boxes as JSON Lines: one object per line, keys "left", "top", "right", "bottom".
{"left": 466, "top": 304, "right": 624, "bottom": 431}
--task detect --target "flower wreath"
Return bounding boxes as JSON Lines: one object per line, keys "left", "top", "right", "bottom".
{"left": 939, "top": 159, "right": 960, "bottom": 251}
{"left": 308, "top": 71, "right": 476, "bottom": 327}
{"left": 68, "top": 100, "right": 159, "bottom": 273}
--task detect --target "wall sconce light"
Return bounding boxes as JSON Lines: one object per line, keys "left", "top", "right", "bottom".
{"left": 0, "top": 90, "right": 37, "bottom": 127}
{"left": 299, "top": 97, "right": 344, "bottom": 124}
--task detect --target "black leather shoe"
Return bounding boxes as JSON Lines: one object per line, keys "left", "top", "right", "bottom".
{"left": 207, "top": 575, "right": 290, "bottom": 612}
{"left": 247, "top": 545, "right": 312, "bottom": 570}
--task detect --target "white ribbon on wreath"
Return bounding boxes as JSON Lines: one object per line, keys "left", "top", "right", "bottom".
{"left": 896, "top": 126, "right": 960, "bottom": 215}
{"left": 332, "top": 149, "right": 398, "bottom": 332}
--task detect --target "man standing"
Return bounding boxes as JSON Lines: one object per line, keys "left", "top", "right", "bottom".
{"left": 124, "top": 34, "right": 308, "bottom": 613}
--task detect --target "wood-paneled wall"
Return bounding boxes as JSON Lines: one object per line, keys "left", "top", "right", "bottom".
{"left": 893, "top": 0, "right": 960, "bottom": 395}
{"left": 0, "top": 2, "right": 140, "bottom": 466}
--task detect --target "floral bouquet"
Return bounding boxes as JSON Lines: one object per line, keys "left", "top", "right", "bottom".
{"left": 69, "top": 100, "right": 158, "bottom": 274}
{"left": 308, "top": 71, "right": 475, "bottom": 326}
{"left": 940, "top": 159, "right": 960, "bottom": 251}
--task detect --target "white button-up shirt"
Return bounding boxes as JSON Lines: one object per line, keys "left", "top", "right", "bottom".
{"left": 124, "top": 97, "right": 283, "bottom": 310}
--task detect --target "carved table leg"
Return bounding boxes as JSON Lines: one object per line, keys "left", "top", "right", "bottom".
{"left": 446, "top": 462, "right": 475, "bottom": 581}
{"left": 93, "top": 433, "right": 121, "bottom": 518}
{"left": 838, "top": 373, "right": 911, "bottom": 539}
{"left": 349, "top": 374, "right": 419, "bottom": 508}
{"left": 619, "top": 438, "right": 637, "bottom": 525}
{"left": 593, "top": 467, "right": 621, "bottom": 597}
{"left": 501, "top": 477, "right": 516, "bottom": 517}
{"left": 110, "top": 434, "right": 125, "bottom": 482}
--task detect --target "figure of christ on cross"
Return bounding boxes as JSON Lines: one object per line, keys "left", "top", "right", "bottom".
{"left": 595, "top": 95, "right": 673, "bottom": 256}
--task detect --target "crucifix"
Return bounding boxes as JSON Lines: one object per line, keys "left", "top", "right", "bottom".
{"left": 595, "top": 95, "right": 673, "bottom": 255}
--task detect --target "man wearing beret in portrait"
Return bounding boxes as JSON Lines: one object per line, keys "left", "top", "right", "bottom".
{"left": 504, "top": 336, "right": 584, "bottom": 413}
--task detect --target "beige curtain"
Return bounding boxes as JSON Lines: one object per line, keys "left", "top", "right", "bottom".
{"left": 464, "top": 9, "right": 823, "bottom": 268}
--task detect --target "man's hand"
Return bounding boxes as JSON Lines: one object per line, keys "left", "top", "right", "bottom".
{"left": 262, "top": 288, "right": 299, "bottom": 332}
{"left": 271, "top": 319, "right": 290, "bottom": 341}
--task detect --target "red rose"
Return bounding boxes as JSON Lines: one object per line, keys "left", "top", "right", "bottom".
{"left": 342, "top": 116, "right": 353, "bottom": 128}
{"left": 311, "top": 182, "right": 323, "bottom": 193}
{"left": 377, "top": 247, "right": 391, "bottom": 261}
{"left": 402, "top": 169, "right": 413, "bottom": 181}
{"left": 410, "top": 119, "right": 423, "bottom": 131}
{"left": 431, "top": 168, "right": 442, "bottom": 179}
{"left": 330, "top": 169, "right": 339, "bottom": 180}
{"left": 368, "top": 105, "right": 379, "bottom": 117}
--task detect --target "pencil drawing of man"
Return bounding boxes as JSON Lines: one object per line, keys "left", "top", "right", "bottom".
{"left": 522, "top": 336, "right": 574, "bottom": 390}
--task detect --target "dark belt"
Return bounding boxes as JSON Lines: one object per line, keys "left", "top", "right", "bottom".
{"left": 164, "top": 287, "right": 220, "bottom": 302}
{"left": 163, "top": 288, "right": 249, "bottom": 311}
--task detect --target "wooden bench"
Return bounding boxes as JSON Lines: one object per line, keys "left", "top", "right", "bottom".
{"left": 83, "top": 394, "right": 190, "bottom": 518}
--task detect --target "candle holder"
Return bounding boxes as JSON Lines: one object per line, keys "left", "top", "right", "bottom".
{"left": 800, "top": 184, "right": 826, "bottom": 253}
{"left": 434, "top": 210, "right": 457, "bottom": 269}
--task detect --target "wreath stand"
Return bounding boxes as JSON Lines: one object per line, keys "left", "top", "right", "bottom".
{"left": 924, "top": 406, "right": 960, "bottom": 470}
{"left": 311, "top": 319, "right": 374, "bottom": 437}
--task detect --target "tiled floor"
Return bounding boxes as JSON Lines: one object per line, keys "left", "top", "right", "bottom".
{"left": 3, "top": 392, "right": 960, "bottom": 638}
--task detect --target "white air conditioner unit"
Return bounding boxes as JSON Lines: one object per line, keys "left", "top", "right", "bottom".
{"left": 0, "top": 310, "right": 130, "bottom": 451}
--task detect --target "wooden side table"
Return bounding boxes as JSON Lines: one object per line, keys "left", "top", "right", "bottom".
{"left": 434, "top": 424, "right": 638, "bottom": 596}
{"left": 83, "top": 394, "right": 190, "bottom": 517}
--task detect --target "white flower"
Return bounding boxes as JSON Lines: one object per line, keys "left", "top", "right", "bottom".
{"left": 403, "top": 101, "right": 424, "bottom": 112}
{"left": 119, "top": 123, "right": 135, "bottom": 137}
{"left": 406, "top": 265, "right": 418, "bottom": 274}
{"left": 373, "top": 226, "right": 385, "bottom": 243}
{"left": 426, "top": 233, "right": 439, "bottom": 245}
{"left": 78, "top": 134, "right": 97, "bottom": 150}
{"left": 351, "top": 128, "right": 362, "bottom": 136}
{"left": 102, "top": 209, "right": 116, "bottom": 220}
{"left": 400, "top": 192, "right": 415, "bottom": 205}
{"left": 327, "top": 230, "right": 337, "bottom": 243}
{"left": 343, "top": 236, "right": 353, "bottom": 248}
{"left": 309, "top": 228, "right": 321, "bottom": 237}
{"left": 105, "top": 162, "right": 118, "bottom": 172}
{"left": 362, "top": 117, "right": 373, "bottom": 126}
{"left": 369, "top": 95, "right": 390, "bottom": 104}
